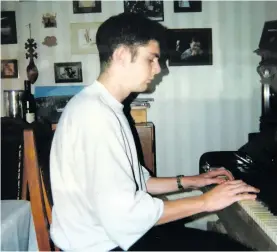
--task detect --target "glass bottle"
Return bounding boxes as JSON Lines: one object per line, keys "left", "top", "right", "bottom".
{"left": 22, "top": 80, "right": 36, "bottom": 123}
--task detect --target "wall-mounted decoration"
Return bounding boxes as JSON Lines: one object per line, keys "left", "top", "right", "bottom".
{"left": 35, "top": 85, "right": 84, "bottom": 123}
{"left": 73, "top": 1, "right": 101, "bottom": 13}
{"left": 42, "top": 36, "right": 57, "bottom": 47}
{"left": 1, "top": 59, "right": 18, "bottom": 78}
{"left": 54, "top": 62, "right": 83, "bottom": 83}
{"left": 124, "top": 1, "right": 164, "bottom": 22}
{"left": 1, "top": 11, "right": 17, "bottom": 44}
{"left": 42, "top": 13, "right": 57, "bottom": 28}
{"left": 25, "top": 24, "right": 39, "bottom": 84}
{"left": 71, "top": 22, "right": 101, "bottom": 54}
{"left": 167, "top": 28, "right": 212, "bottom": 66}
{"left": 173, "top": 1, "right": 202, "bottom": 12}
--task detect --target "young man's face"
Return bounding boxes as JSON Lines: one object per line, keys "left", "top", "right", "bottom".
{"left": 190, "top": 41, "right": 201, "bottom": 53}
{"left": 125, "top": 40, "right": 161, "bottom": 93}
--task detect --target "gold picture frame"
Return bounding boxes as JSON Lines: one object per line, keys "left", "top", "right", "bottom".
{"left": 70, "top": 22, "right": 102, "bottom": 55}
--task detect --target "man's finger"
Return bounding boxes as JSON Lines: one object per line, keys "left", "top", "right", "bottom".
{"left": 223, "top": 179, "right": 245, "bottom": 185}
{"left": 235, "top": 193, "right": 257, "bottom": 202}
{"left": 208, "top": 177, "right": 226, "bottom": 185}
{"left": 208, "top": 168, "right": 233, "bottom": 179}
{"left": 232, "top": 185, "right": 260, "bottom": 195}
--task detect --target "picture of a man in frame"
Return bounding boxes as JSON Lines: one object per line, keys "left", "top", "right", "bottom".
{"left": 168, "top": 28, "right": 212, "bottom": 66}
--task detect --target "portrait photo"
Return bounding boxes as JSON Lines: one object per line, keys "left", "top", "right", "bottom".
{"left": 167, "top": 28, "right": 212, "bottom": 66}
{"left": 174, "top": 1, "right": 202, "bottom": 12}
{"left": 1, "top": 59, "right": 18, "bottom": 78}
{"left": 124, "top": 0, "right": 164, "bottom": 22}
{"left": 1, "top": 11, "right": 17, "bottom": 44}
{"left": 54, "top": 62, "right": 83, "bottom": 83}
{"left": 73, "top": 1, "right": 101, "bottom": 13}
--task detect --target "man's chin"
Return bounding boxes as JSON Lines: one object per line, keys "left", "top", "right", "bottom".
{"left": 141, "top": 84, "right": 149, "bottom": 92}
{"left": 135, "top": 83, "right": 148, "bottom": 93}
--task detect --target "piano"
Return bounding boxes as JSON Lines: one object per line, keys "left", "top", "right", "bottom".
{"left": 200, "top": 165, "right": 277, "bottom": 251}
{"left": 199, "top": 20, "right": 277, "bottom": 251}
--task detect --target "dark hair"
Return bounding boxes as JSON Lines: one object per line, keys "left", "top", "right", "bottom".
{"left": 191, "top": 36, "right": 201, "bottom": 43}
{"left": 96, "top": 12, "right": 167, "bottom": 72}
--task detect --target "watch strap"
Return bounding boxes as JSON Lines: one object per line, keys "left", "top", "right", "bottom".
{"left": 176, "top": 175, "right": 185, "bottom": 191}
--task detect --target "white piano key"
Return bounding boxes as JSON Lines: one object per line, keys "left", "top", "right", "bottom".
{"left": 238, "top": 198, "right": 277, "bottom": 246}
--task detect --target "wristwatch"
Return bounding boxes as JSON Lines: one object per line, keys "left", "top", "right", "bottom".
{"left": 176, "top": 175, "right": 185, "bottom": 191}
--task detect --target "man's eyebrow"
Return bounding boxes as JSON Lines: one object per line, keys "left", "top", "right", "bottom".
{"left": 149, "top": 52, "right": 160, "bottom": 58}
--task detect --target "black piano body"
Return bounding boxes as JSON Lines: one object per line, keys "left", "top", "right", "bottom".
{"left": 199, "top": 20, "right": 277, "bottom": 251}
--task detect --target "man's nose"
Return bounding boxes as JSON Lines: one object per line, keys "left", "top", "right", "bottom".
{"left": 154, "top": 61, "right": 161, "bottom": 75}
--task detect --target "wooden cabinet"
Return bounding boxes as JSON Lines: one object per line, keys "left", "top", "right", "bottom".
{"left": 135, "top": 122, "right": 156, "bottom": 175}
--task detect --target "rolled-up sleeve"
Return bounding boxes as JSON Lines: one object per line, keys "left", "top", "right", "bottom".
{"left": 141, "top": 165, "right": 152, "bottom": 183}
{"left": 83, "top": 112, "right": 164, "bottom": 250}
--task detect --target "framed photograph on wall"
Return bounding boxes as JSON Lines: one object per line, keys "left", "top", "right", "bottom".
{"left": 1, "top": 11, "right": 17, "bottom": 44}
{"left": 167, "top": 28, "right": 212, "bottom": 66}
{"left": 174, "top": 1, "right": 202, "bottom": 12}
{"left": 54, "top": 62, "right": 83, "bottom": 83}
{"left": 70, "top": 22, "right": 101, "bottom": 54}
{"left": 73, "top": 1, "right": 101, "bottom": 13}
{"left": 1, "top": 59, "right": 18, "bottom": 78}
{"left": 124, "top": 1, "right": 164, "bottom": 22}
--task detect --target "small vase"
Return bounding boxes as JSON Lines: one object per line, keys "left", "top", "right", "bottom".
{"left": 26, "top": 58, "right": 39, "bottom": 84}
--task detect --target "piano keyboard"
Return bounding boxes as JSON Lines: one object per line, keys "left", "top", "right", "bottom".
{"left": 238, "top": 199, "right": 277, "bottom": 246}
{"left": 164, "top": 188, "right": 277, "bottom": 250}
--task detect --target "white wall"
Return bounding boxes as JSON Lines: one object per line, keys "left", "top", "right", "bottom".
{"left": 1, "top": 1, "right": 277, "bottom": 176}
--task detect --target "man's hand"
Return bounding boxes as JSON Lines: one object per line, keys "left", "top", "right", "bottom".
{"left": 184, "top": 167, "right": 234, "bottom": 189}
{"left": 201, "top": 180, "right": 260, "bottom": 212}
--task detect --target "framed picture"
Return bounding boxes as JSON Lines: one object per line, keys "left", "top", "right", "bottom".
{"left": 71, "top": 22, "right": 101, "bottom": 54}
{"left": 1, "top": 59, "right": 18, "bottom": 78}
{"left": 174, "top": 1, "right": 202, "bottom": 12}
{"left": 167, "top": 28, "right": 212, "bottom": 66}
{"left": 54, "top": 62, "right": 83, "bottom": 83}
{"left": 1, "top": 11, "right": 17, "bottom": 44}
{"left": 124, "top": 1, "right": 164, "bottom": 22}
{"left": 73, "top": 1, "right": 101, "bottom": 13}
{"left": 42, "top": 13, "right": 57, "bottom": 28}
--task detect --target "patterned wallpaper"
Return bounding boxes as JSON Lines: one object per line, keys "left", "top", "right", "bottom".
{"left": 1, "top": 1, "right": 277, "bottom": 176}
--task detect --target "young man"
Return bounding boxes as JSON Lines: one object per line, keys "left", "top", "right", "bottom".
{"left": 50, "top": 13, "right": 259, "bottom": 251}
{"left": 181, "top": 37, "right": 204, "bottom": 60}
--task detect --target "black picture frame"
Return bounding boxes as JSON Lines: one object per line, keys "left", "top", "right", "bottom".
{"left": 1, "top": 59, "right": 18, "bottom": 79}
{"left": 73, "top": 1, "right": 101, "bottom": 14}
{"left": 124, "top": 1, "right": 164, "bottom": 22}
{"left": 54, "top": 62, "right": 83, "bottom": 83}
{"left": 174, "top": 1, "right": 202, "bottom": 13}
{"left": 1, "top": 11, "right": 18, "bottom": 44}
{"left": 167, "top": 28, "right": 212, "bottom": 66}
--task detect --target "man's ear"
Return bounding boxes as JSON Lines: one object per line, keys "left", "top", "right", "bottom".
{"left": 112, "top": 46, "right": 131, "bottom": 66}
